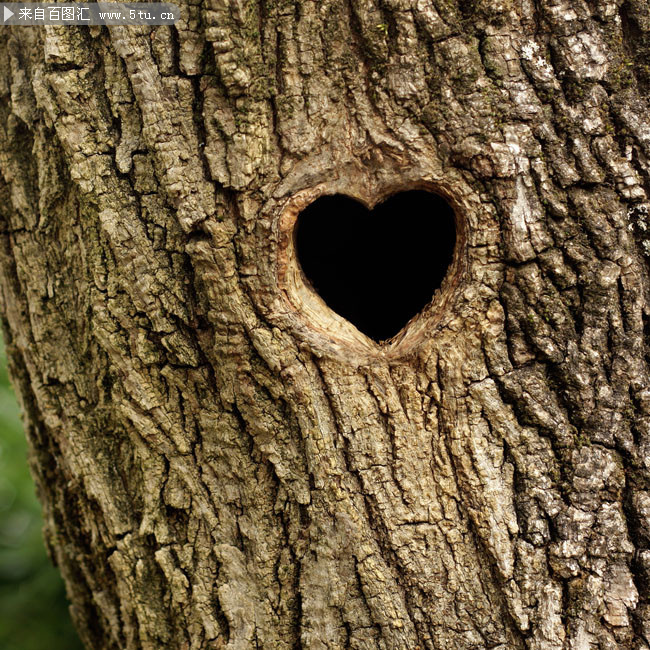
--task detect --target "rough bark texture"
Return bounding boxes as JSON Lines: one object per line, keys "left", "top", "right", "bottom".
{"left": 1, "top": 0, "right": 650, "bottom": 648}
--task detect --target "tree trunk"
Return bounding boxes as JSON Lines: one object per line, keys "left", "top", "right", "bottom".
{"left": 1, "top": 1, "right": 650, "bottom": 648}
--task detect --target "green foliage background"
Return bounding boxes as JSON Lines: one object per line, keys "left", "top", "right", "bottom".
{"left": 0, "top": 339, "right": 83, "bottom": 650}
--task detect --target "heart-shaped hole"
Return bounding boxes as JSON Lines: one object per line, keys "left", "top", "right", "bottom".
{"left": 295, "top": 190, "right": 457, "bottom": 342}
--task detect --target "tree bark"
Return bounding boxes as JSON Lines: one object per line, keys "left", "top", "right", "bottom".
{"left": 1, "top": 1, "right": 650, "bottom": 648}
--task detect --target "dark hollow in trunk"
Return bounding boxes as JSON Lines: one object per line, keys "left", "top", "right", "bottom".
{"left": 294, "top": 191, "right": 457, "bottom": 341}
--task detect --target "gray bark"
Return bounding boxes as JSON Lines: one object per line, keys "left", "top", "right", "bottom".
{"left": 1, "top": 0, "right": 650, "bottom": 648}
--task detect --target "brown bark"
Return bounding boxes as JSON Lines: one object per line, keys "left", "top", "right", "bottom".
{"left": 1, "top": 1, "right": 650, "bottom": 648}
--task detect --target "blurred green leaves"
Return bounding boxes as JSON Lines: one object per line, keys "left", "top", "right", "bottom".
{"left": 0, "top": 339, "right": 83, "bottom": 650}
